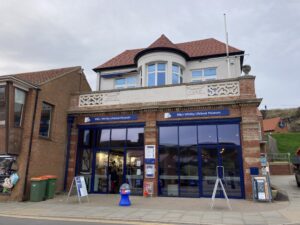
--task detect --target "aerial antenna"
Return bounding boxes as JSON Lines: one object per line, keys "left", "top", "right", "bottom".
{"left": 224, "top": 13, "right": 230, "bottom": 77}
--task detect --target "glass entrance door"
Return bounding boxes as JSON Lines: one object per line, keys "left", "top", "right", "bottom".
{"left": 126, "top": 149, "right": 144, "bottom": 195}
{"left": 109, "top": 149, "right": 124, "bottom": 193}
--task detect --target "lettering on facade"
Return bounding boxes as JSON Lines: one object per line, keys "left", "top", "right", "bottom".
{"left": 186, "top": 85, "right": 207, "bottom": 98}
{"left": 84, "top": 115, "right": 138, "bottom": 123}
{"left": 164, "top": 109, "right": 230, "bottom": 119}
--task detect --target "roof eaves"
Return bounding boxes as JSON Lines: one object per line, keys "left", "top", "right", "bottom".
{"left": 0, "top": 76, "right": 39, "bottom": 89}
{"left": 38, "top": 66, "right": 82, "bottom": 86}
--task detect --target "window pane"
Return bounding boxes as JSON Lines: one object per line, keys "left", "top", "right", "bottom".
{"left": 127, "top": 128, "right": 144, "bottom": 147}
{"left": 192, "top": 70, "right": 202, "bottom": 79}
{"left": 159, "top": 126, "right": 178, "bottom": 146}
{"left": 159, "top": 146, "right": 179, "bottom": 196}
{"left": 39, "top": 103, "right": 53, "bottom": 137}
{"left": 14, "top": 89, "right": 26, "bottom": 127}
{"left": 111, "top": 128, "right": 126, "bottom": 147}
{"left": 147, "top": 64, "right": 155, "bottom": 73}
{"left": 179, "top": 126, "right": 197, "bottom": 147}
{"left": 157, "top": 72, "right": 165, "bottom": 86}
{"left": 172, "top": 73, "right": 179, "bottom": 84}
{"left": 179, "top": 146, "right": 198, "bottom": 197}
{"left": 172, "top": 65, "right": 179, "bottom": 73}
{"left": 218, "top": 124, "right": 240, "bottom": 145}
{"left": 99, "top": 129, "right": 110, "bottom": 147}
{"left": 115, "top": 78, "right": 125, "bottom": 86}
{"left": 198, "top": 125, "right": 217, "bottom": 144}
{"left": 204, "top": 68, "right": 216, "bottom": 76}
{"left": 126, "top": 77, "right": 137, "bottom": 87}
{"left": 157, "top": 63, "right": 166, "bottom": 71}
{"left": 0, "top": 87, "right": 6, "bottom": 123}
{"left": 148, "top": 73, "right": 155, "bottom": 87}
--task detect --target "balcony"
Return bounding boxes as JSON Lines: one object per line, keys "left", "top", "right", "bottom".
{"left": 69, "top": 76, "right": 257, "bottom": 113}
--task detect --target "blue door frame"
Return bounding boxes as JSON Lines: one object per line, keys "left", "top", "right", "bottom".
{"left": 76, "top": 123, "right": 145, "bottom": 194}
{"left": 157, "top": 118, "right": 245, "bottom": 199}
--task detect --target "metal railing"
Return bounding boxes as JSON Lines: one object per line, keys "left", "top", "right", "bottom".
{"left": 267, "top": 153, "right": 291, "bottom": 163}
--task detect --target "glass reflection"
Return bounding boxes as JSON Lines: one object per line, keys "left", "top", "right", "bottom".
{"left": 218, "top": 124, "right": 240, "bottom": 145}
{"left": 201, "top": 148, "right": 218, "bottom": 196}
{"left": 179, "top": 126, "right": 197, "bottom": 147}
{"left": 198, "top": 125, "right": 217, "bottom": 144}
{"left": 159, "top": 127, "right": 178, "bottom": 146}
{"left": 179, "top": 146, "right": 198, "bottom": 197}
{"left": 159, "top": 146, "right": 178, "bottom": 196}
{"left": 127, "top": 128, "right": 144, "bottom": 147}
{"left": 99, "top": 129, "right": 110, "bottom": 147}
{"left": 111, "top": 128, "right": 126, "bottom": 147}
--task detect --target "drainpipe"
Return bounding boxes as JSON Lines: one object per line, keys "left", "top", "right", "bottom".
{"left": 22, "top": 88, "right": 40, "bottom": 200}
{"left": 63, "top": 115, "right": 74, "bottom": 191}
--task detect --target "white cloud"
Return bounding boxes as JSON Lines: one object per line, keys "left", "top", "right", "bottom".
{"left": 0, "top": 0, "right": 299, "bottom": 108}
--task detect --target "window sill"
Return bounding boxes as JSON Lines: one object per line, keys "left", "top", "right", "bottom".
{"left": 38, "top": 136, "right": 53, "bottom": 142}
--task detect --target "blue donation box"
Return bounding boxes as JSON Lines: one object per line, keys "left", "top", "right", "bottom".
{"left": 119, "top": 183, "right": 131, "bottom": 206}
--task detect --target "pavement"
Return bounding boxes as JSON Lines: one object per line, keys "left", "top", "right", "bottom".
{"left": 0, "top": 175, "right": 299, "bottom": 225}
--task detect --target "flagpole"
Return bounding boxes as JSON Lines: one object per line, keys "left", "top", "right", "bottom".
{"left": 224, "top": 13, "right": 230, "bottom": 77}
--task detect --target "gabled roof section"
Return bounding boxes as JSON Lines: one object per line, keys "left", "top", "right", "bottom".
{"left": 10, "top": 66, "right": 81, "bottom": 86}
{"left": 94, "top": 35, "right": 244, "bottom": 72}
{"left": 148, "top": 34, "right": 179, "bottom": 49}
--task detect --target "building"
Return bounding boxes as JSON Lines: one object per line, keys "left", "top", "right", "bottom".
{"left": 0, "top": 66, "right": 91, "bottom": 201}
{"left": 263, "top": 117, "right": 289, "bottom": 134}
{"left": 66, "top": 35, "right": 262, "bottom": 199}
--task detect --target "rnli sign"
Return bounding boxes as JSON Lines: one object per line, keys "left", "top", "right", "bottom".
{"left": 164, "top": 109, "right": 229, "bottom": 119}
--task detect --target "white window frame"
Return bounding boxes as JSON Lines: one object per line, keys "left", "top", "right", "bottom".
{"left": 172, "top": 64, "right": 183, "bottom": 84}
{"left": 114, "top": 76, "right": 137, "bottom": 89}
{"left": 191, "top": 67, "right": 217, "bottom": 82}
{"left": 147, "top": 62, "right": 166, "bottom": 87}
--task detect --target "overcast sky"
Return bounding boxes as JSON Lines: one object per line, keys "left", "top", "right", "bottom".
{"left": 0, "top": 0, "right": 299, "bottom": 109}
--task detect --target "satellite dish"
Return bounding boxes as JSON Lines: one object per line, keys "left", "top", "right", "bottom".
{"left": 242, "top": 65, "right": 251, "bottom": 75}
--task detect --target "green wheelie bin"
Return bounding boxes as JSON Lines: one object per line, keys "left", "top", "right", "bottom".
{"left": 43, "top": 175, "right": 57, "bottom": 199}
{"left": 30, "top": 177, "right": 47, "bottom": 202}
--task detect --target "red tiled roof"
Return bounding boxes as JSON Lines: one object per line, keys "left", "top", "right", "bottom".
{"left": 263, "top": 117, "right": 281, "bottom": 132}
{"left": 11, "top": 66, "right": 81, "bottom": 86}
{"left": 94, "top": 35, "right": 243, "bottom": 71}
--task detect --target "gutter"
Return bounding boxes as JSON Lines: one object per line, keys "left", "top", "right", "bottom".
{"left": 22, "top": 88, "right": 40, "bottom": 200}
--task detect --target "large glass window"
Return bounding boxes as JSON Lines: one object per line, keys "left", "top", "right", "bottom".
{"left": 172, "top": 64, "right": 183, "bottom": 84}
{"left": 98, "top": 129, "right": 110, "bottom": 148}
{"left": 111, "top": 128, "right": 126, "bottom": 147}
{"left": 147, "top": 63, "right": 166, "bottom": 87}
{"left": 115, "top": 76, "right": 137, "bottom": 89}
{"left": 159, "top": 126, "right": 178, "bottom": 146}
{"left": 39, "top": 102, "right": 53, "bottom": 138}
{"left": 191, "top": 67, "right": 217, "bottom": 82}
{"left": 14, "top": 88, "right": 26, "bottom": 127}
{"left": 198, "top": 125, "right": 217, "bottom": 144}
{"left": 218, "top": 124, "right": 240, "bottom": 145}
{"left": 127, "top": 128, "right": 144, "bottom": 147}
{"left": 0, "top": 87, "right": 5, "bottom": 125}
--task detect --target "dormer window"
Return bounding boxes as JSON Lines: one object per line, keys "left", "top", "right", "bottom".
{"left": 115, "top": 76, "right": 137, "bottom": 89}
{"left": 172, "top": 64, "right": 183, "bottom": 84}
{"left": 147, "top": 63, "right": 166, "bottom": 87}
{"left": 191, "top": 67, "right": 217, "bottom": 82}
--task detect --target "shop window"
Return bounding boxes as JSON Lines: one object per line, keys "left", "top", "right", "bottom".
{"left": 159, "top": 126, "right": 178, "bottom": 146}
{"left": 0, "top": 87, "right": 6, "bottom": 125}
{"left": 111, "top": 128, "right": 126, "bottom": 147}
{"left": 147, "top": 63, "right": 166, "bottom": 87}
{"left": 217, "top": 124, "right": 240, "bottom": 145}
{"left": 98, "top": 129, "right": 110, "bottom": 148}
{"left": 172, "top": 64, "right": 183, "bottom": 84}
{"left": 191, "top": 67, "right": 217, "bottom": 82}
{"left": 198, "top": 125, "right": 218, "bottom": 144}
{"left": 39, "top": 102, "right": 53, "bottom": 138}
{"left": 115, "top": 76, "right": 137, "bottom": 89}
{"left": 127, "top": 127, "right": 144, "bottom": 147}
{"left": 14, "top": 88, "right": 26, "bottom": 127}
{"left": 179, "top": 126, "right": 197, "bottom": 147}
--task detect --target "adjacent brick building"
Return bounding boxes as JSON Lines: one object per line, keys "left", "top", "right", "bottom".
{"left": 66, "top": 35, "right": 263, "bottom": 199}
{"left": 0, "top": 66, "right": 90, "bottom": 201}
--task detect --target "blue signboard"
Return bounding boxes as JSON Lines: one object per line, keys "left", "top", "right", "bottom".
{"left": 85, "top": 115, "right": 138, "bottom": 123}
{"left": 164, "top": 109, "right": 229, "bottom": 119}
